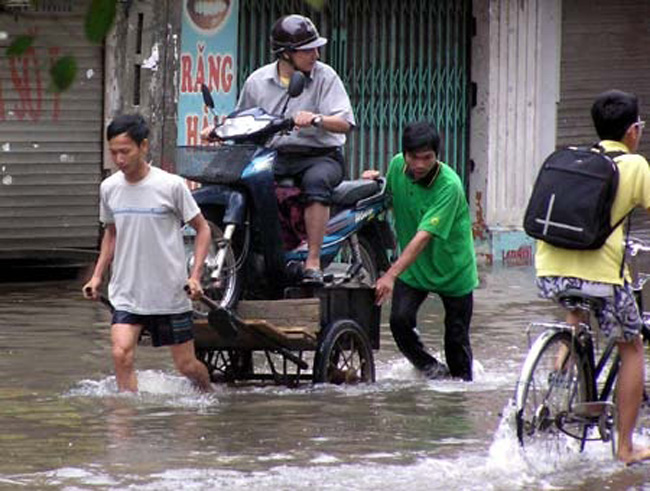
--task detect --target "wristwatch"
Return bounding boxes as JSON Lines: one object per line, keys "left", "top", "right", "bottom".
{"left": 311, "top": 115, "right": 324, "bottom": 128}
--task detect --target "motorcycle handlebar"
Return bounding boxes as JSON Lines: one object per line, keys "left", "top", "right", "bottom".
{"left": 244, "top": 116, "right": 294, "bottom": 142}
{"left": 275, "top": 117, "right": 295, "bottom": 132}
{"left": 214, "top": 116, "right": 295, "bottom": 143}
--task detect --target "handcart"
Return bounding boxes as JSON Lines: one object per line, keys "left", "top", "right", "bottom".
{"left": 192, "top": 284, "right": 380, "bottom": 386}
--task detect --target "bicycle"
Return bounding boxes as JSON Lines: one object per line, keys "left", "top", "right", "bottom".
{"left": 513, "top": 236, "right": 650, "bottom": 460}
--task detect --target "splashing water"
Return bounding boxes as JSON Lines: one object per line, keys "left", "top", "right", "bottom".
{"left": 67, "top": 369, "right": 220, "bottom": 409}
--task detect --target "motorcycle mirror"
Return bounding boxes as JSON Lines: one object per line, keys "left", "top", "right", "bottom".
{"left": 201, "top": 84, "right": 215, "bottom": 109}
{"left": 287, "top": 71, "right": 306, "bottom": 98}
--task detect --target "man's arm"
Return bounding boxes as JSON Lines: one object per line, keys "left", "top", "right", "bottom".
{"left": 293, "top": 69, "right": 355, "bottom": 134}
{"left": 185, "top": 213, "right": 211, "bottom": 299}
{"left": 82, "top": 224, "right": 116, "bottom": 300}
{"left": 201, "top": 79, "right": 254, "bottom": 142}
{"left": 375, "top": 230, "right": 432, "bottom": 305}
{"left": 293, "top": 111, "right": 351, "bottom": 133}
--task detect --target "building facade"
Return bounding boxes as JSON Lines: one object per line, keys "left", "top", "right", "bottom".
{"left": 1, "top": 0, "right": 648, "bottom": 267}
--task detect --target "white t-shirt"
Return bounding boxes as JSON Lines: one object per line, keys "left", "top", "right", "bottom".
{"left": 100, "top": 166, "right": 200, "bottom": 314}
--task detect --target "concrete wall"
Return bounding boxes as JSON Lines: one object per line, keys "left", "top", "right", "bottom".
{"left": 103, "top": 0, "right": 182, "bottom": 174}
{"left": 470, "top": 0, "right": 561, "bottom": 265}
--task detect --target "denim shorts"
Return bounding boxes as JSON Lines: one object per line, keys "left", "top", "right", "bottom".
{"left": 111, "top": 310, "right": 194, "bottom": 347}
{"left": 536, "top": 276, "right": 642, "bottom": 342}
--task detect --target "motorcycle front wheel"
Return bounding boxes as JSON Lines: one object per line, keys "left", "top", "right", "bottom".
{"left": 185, "top": 220, "right": 242, "bottom": 314}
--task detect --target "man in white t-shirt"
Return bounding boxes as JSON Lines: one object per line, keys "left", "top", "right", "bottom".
{"left": 83, "top": 114, "right": 213, "bottom": 393}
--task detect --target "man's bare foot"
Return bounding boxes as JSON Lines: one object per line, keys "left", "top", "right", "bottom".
{"left": 618, "top": 446, "right": 650, "bottom": 465}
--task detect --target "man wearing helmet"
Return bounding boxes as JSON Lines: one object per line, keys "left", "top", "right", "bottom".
{"left": 203, "top": 14, "right": 356, "bottom": 284}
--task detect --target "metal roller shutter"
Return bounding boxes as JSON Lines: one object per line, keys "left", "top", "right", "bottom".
{"left": 558, "top": 0, "right": 650, "bottom": 157}
{"left": 238, "top": 0, "right": 472, "bottom": 183}
{"left": 0, "top": 0, "right": 103, "bottom": 258}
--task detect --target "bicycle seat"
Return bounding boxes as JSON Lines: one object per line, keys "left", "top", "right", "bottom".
{"left": 556, "top": 289, "right": 605, "bottom": 312}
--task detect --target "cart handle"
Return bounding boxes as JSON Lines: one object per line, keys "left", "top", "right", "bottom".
{"left": 84, "top": 287, "right": 114, "bottom": 313}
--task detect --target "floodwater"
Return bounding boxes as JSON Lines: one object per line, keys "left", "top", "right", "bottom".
{"left": 2, "top": 266, "right": 650, "bottom": 490}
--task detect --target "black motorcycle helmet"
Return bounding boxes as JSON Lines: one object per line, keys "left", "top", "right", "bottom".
{"left": 271, "top": 14, "right": 327, "bottom": 56}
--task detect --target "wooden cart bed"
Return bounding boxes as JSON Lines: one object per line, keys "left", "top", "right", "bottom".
{"left": 193, "top": 298, "right": 321, "bottom": 350}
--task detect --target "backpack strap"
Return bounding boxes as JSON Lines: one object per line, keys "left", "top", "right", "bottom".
{"left": 595, "top": 143, "right": 628, "bottom": 229}
{"left": 620, "top": 214, "right": 631, "bottom": 279}
{"left": 594, "top": 143, "right": 630, "bottom": 278}
{"left": 593, "top": 142, "right": 625, "bottom": 159}
{"left": 603, "top": 147, "right": 627, "bottom": 232}
{"left": 607, "top": 148, "right": 631, "bottom": 279}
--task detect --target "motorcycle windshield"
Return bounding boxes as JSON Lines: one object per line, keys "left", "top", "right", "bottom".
{"left": 216, "top": 115, "right": 270, "bottom": 139}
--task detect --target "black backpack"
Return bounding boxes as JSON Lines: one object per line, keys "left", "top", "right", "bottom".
{"left": 523, "top": 145, "right": 625, "bottom": 250}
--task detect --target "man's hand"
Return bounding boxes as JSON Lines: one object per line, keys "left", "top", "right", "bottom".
{"left": 200, "top": 125, "right": 222, "bottom": 144}
{"left": 185, "top": 278, "right": 204, "bottom": 301}
{"left": 293, "top": 111, "right": 318, "bottom": 128}
{"left": 374, "top": 272, "right": 396, "bottom": 306}
{"left": 362, "top": 169, "right": 380, "bottom": 180}
{"left": 82, "top": 277, "right": 102, "bottom": 300}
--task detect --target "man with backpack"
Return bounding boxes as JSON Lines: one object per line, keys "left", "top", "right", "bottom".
{"left": 532, "top": 90, "right": 650, "bottom": 463}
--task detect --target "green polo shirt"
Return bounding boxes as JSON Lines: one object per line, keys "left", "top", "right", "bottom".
{"left": 387, "top": 153, "right": 478, "bottom": 296}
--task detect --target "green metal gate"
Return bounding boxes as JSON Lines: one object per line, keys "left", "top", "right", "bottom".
{"left": 238, "top": 0, "right": 472, "bottom": 184}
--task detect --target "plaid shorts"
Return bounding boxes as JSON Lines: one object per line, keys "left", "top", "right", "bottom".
{"left": 536, "top": 276, "right": 642, "bottom": 342}
{"left": 111, "top": 310, "right": 194, "bottom": 347}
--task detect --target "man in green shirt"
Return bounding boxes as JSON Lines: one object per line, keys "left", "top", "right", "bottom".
{"left": 363, "top": 121, "right": 478, "bottom": 380}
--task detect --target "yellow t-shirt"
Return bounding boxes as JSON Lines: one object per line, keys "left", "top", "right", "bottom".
{"left": 535, "top": 140, "right": 650, "bottom": 284}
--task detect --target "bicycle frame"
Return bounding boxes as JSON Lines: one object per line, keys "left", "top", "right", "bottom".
{"left": 514, "top": 236, "right": 650, "bottom": 458}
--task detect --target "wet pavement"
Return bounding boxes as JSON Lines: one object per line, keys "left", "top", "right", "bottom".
{"left": 2, "top": 264, "right": 650, "bottom": 489}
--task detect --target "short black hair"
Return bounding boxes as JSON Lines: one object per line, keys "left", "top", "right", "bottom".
{"left": 106, "top": 114, "right": 149, "bottom": 144}
{"left": 591, "top": 90, "right": 639, "bottom": 141}
{"left": 402, "top": 121, "right": 441, "bottom": 155}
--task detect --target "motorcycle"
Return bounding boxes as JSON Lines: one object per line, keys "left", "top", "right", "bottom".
{"left": 177, "top": 72, "right": 394, "bottom": 311}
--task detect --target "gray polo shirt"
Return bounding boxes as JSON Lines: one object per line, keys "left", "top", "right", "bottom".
{"left": 235, "top": 61, "right": 355, "bottom": 149}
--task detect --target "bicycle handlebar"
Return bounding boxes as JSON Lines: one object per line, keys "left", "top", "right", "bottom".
{"left": 626, "top": 236, "right": 650, "bottom": 257}
{"left": 625, "top": 236, "right": 650, "bottom": 292}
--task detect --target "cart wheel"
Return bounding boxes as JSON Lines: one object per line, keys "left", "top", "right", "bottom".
{"left": 196, "top": 348, "right": 253, "bottom": 383}
{"left": 313, "top": 319, "right": 375, "bottom": 384}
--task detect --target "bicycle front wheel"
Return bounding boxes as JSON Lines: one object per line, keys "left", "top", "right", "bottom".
{"left": 515, "top": 329, "right": 592, "bottom": 457}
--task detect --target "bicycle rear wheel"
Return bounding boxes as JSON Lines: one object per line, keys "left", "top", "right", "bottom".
{"left": 515, "top": 329, "right": 592, "bottom": 460}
